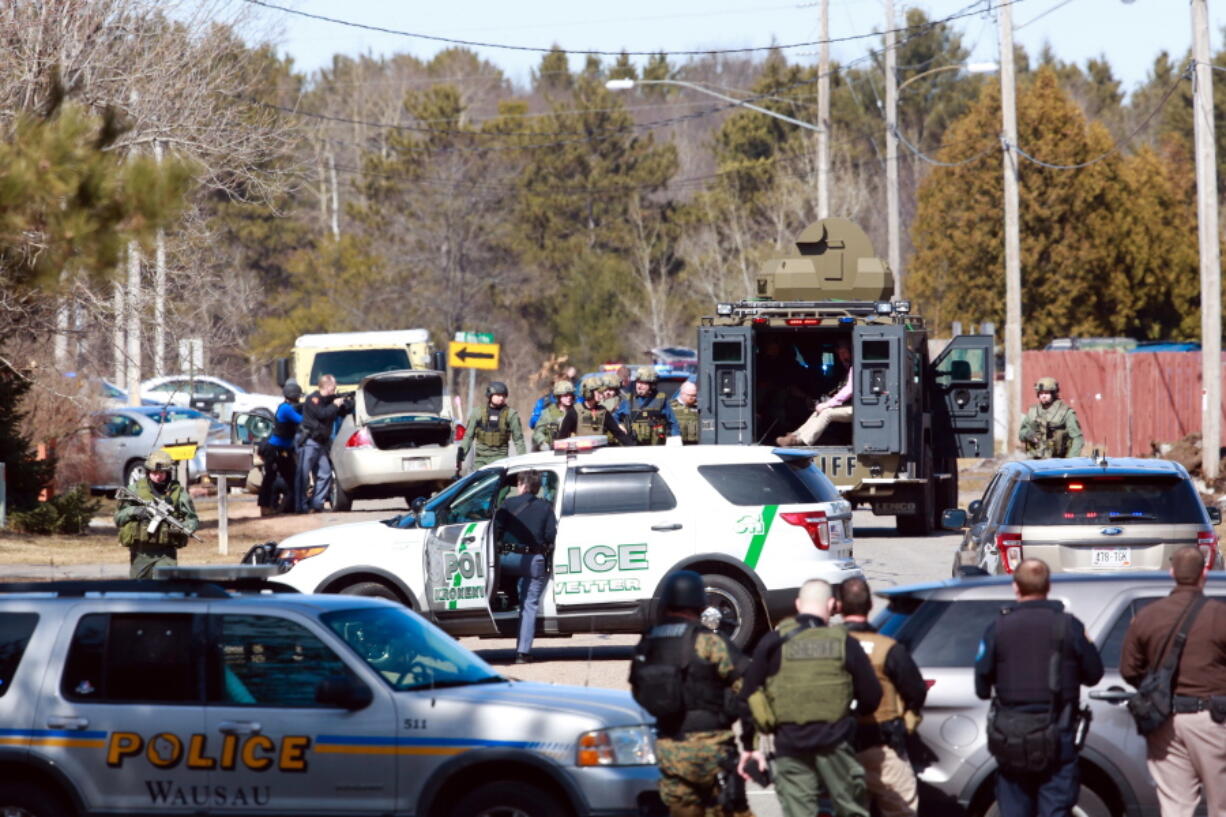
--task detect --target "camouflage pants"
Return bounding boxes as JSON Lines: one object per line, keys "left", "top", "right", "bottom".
{"left": 129, "top": 546, "right": 178, "bottom": 579}
{"left": 657, "top": 736, "right": 754, "bottom": 817}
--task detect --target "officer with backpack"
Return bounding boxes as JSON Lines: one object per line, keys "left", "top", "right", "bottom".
{"left": 974, "top": 558, "right": 1103, "bottom": 817}
{"left": 1121, "top": 547, "right": 1226, "bottom": 817}
{"left": 629, "top": 570, "right": 756, "bottom": 817}
{"left": 739, "top": 579, "right": 882, "bottom": 817}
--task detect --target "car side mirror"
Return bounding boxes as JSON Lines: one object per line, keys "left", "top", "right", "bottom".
{"left": 418, "top": 510, "right": 437, "bottom": 529}
{"left": 410, "top": 496, "right": 427, "bottom": 513}
{"left": 941, "top": 509, "right": 969, "bottom": 531}
{"left": 967, "top": 499, "right": 983, "bottom": 518}
{"left": 315, "top": 675, "right": 373, "bottom": 711}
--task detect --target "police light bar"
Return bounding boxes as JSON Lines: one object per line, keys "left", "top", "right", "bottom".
{"left": 715, "top": 303, "right": 734, "bottom": 316}
{"left": 553, "top": 435, "right": 609, "bottom": 453}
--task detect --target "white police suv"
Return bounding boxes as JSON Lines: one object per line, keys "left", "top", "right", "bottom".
{"left": 0, "top": 568, "right": 661, "bottom": 817}
{"left": 271, "top": 440, "right": 862, "bottom": 647}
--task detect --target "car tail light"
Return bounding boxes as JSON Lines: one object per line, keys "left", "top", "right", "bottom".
{"left": 1198, "top": 531, "right": 1218, "bottom": 573}
{"left": 781, "top": 510, "right": 830, "bottom": 550}
{"left": 454, "top": 423, "right": 466, "bottom": 442}
{"left": 345, "top": 427, "right": 373, "bottom": 449}
{"left": 996, "top": 532, "right": 1022, "bottom": 573}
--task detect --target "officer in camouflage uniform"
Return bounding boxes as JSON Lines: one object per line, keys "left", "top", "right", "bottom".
{"left": 114, "top": 450, "right": 200, "bottom": 579}
{"left": 575, "top": 377, "right": 635, "bottom": 446}
{"left": 616, "top": 367, "right": 680, "bottom": 445}
{"left": 532, "top": 380, "right": 577, "bottom": 450}
{"left": 630, "top": 570, "right": 756, "bottom": 817}
{"left": 1019, "top": 377, "right": 1084, "bottom": 459}
{"left": 600, "top": 373, "right": 624, "bottom": 413}
{"left": 457, "top": 381, "right": 525, "bottom": 472}
{"left": 671, "top": 381, "right": 701, "bottom": 445}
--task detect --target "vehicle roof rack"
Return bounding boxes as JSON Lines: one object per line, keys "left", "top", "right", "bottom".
{"left": 0, "top": 580, "right": 235, "bottom": 598}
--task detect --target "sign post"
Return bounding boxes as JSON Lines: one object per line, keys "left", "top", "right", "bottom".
{"left": 451, "top": 332, "right": 499, "bottom": 425}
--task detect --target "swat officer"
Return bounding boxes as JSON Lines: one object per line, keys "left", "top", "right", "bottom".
{"left": 457, "top": 381, "right": 525, "bottom": 472}
{"left": 974, "top": 558, "right": 1103, "bottom": 817}
{"left": 1120, "top": 547, "right": 1226, "bottom": 817}
{"left": 258, "top": 379, "right": 303, "bottom": 515}
{"left": 570, "top": 377, "right": 635, "bottom": 446}
{"left": 115, "top": 450, "right": 200, "bottom": 579}
{"left": 600, "top": 372, "right": 624, "bottom": 413}
{"left": 629, "top": 570, "right": 755, "bottom": 817}
{"left": 671, "top": 381, "right": 701, "bottom": 445}
{"left": 840, "top": 577, "right": 928, "bottom": 817}
{"left": 1019, "top": 378, "right": 1084, "bottom": 459}
{"left": 740, "top": 579, "right": 880, "bottom": 817}
{"left": 616, "top": 367, "right": 680, "bottom": 445}
{"left": 532, "top": 380, "right": 577, "bottom": 451}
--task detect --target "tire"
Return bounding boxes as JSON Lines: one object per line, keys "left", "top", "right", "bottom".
{"left": 0, "top": 782, "right": 69, "bottom": 817}
{"left": 332, "top": 478, "right": 353, "bottom": 512}
{"left": 936, "top": 456, "right": 959, "bottom": 529}
{"left": 448, "top": 781, "right": 569, "bottom": 817}
{"left": 702, "top": 574, "right": 760, "bottom": 650}
{"left": 340, "top": 580, "right": 402, "bottom": 604}
{"left": 983, "top": 784, "right": 1109, "bottom": 817}
{"left": 122, "top": 458, "right": 146, "bottom": 487}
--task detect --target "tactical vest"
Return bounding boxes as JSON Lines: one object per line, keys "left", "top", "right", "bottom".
{"left": 849, "top": 630, "right": 905, "bottom": 724}
{"left": 1024, "top": 401, "right": 1074, "bottom": 458}
{"left": 631, "top": 621, "right": 732, "bottom": 736}
{"left": 765, "top": 618, "right": 853, "bottom": 725}
{"left": 473, "top": 406, "right": 512, "bottom": 448}
{"left": 671, "top": 399, "right": 699, "bottom": 445}
{"left": 578, "top": 403, "right": 615, "bottom": 444}
{"left": 536, "top": 404, "right": 565, "bottom": 447}
{"left": 118, "top": 479, "right": 189, "bottom": 549}
{"left": 628, "top": 393, "right": 669, "bottom": 445}
{"left": 272, "top": 400, "right": 299, "bottom": 442}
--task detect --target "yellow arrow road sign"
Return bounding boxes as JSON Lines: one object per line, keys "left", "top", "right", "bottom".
{"left": 448, "top": 341, "right": 500, "bottom": 370}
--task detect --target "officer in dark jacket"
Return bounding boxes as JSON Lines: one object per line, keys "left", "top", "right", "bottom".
{"left": 974, "top": 558, "right": 1103, "bottom": 817}
{"left": 630, "top": 571, "right": 755, "bottom": 817}
{"left": 296, "top": 374, "right": 352, "bottom": 513}
{"left": 258, "top": 380, "right": 303, "bottom": 515}
{"left": 492, "top": 470, "right": 556, "bottom": 664}
{"left": 615, "top": 367, "right": 680, "bottom": 445}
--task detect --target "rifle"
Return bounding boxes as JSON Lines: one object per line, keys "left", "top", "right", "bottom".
{"left": 116, "top": 486, "right": 202, "bottom": 542}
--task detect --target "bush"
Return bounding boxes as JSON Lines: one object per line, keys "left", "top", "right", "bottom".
{"left": 8, "top": 485, "right": 102, "bottom": 534}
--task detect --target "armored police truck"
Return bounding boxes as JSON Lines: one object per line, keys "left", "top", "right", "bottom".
{"left": 697, "top": 217, "right": 994, "bottom": 534}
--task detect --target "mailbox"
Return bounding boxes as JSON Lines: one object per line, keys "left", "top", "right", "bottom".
{"left": 206, "top": 444, "right": 254, "bottom": 476}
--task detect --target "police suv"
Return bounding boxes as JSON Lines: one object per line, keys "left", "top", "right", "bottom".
{"left": 0, "top": 568, "right": 661, "bottom": 817}
{"left": 272, "top": 438, "right": 862, "bottom": 647}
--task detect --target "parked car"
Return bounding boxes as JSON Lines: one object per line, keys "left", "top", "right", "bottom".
{"left": 141, "top": 374, "right": 281, "bottom": 422}
{"left": 875, "top": 572, "right": 1226, "bottom": 817}
{"left": 942, "top": 457, "right": 1222, "bottom": 576}
{"left": 329, "top": 369, "right": 460, "bottom": 511}
{"left": 271, "top": 440, "right": 861, "bottom": 648}
{"left": 90, "top": 408, "right": 210, "bottom": 489}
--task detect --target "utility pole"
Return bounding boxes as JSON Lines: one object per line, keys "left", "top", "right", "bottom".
{"left": 999, "top": 0, "right": 1023, "bottom": 456}
{"left": 113, "top": 281, "right": 125, "bottom": 385}
{"left": 884, "top": 0, "right": 901, "bottom": 291}
{"left": 153, "top": 138, "right": 167, "bottom": 377}
{"left": 817, "top": 0, "right": 830, "bottom": 219}
{"left": 125, "top": 242, "right": 142, "bottom": 404}
{"left": 1193, "top": 0, "right": 1222, "bottom": 480}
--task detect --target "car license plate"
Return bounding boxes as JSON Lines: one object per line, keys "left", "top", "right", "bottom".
{"left": 402, "top": 457, "right": 432, "bottom": 472}
{"left": 1091, "top": 547, "right": 1131, "bottom": 568}
{"left": 877, "top": 502, "right": 916, "bottom": 515}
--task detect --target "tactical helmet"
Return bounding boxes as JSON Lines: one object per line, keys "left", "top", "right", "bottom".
{"left": 634, "top": 366, "right": 658, "bottom": 384}
{"left": 282, "top": 379, "right": 303, "bottom": 401}
{"left": 553, "top": 380, "right": 575, "bottom": 397}
{"left": 1035, "top": 377, "right": 1059, "bottom": 393}
{"left": 601, "top": 373, "right": 621, "bottom": 391}
{"left": 145, "top": 450, "right": 175, "bottom": 472}
{"left": 486, "top": 381, "right": 509, "bottom": 397}
{"left": 659, "top": 570, "right": 706, "bottom": 612}
{"left": 581, "top": 376, "right": 601, "bottom": 397}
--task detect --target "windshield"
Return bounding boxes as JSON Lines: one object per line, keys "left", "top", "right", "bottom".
{"left": 1011, "top": 476, "right": 1206, "bottom": 525}
{"left": 311, "top": 349, "right": 411, "bottom": 387}
{"left": 322, "top": 607, "right": 502, "bottom": 691}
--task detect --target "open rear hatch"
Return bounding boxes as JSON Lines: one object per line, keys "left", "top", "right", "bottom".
{"left": 359, "top": 370, "right": 451, "bottom": 450}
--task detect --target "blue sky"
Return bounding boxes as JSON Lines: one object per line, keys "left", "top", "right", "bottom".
{"left": 264, "top": 0, "right": 1220, "bottom": 98}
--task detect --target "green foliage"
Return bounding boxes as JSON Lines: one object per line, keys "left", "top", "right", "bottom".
{"left": 0, "top": 357, "right": 56, "bottom": 512}
{"left": 8, "top": 485, "right": 102, "bottom": 535}
{"left": 534, "top": 47, "right": 573, "bottom": 96}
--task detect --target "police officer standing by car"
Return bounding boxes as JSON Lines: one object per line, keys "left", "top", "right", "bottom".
{"left": 1019, "top": 378, "right": 1084, "bottom": 459}
{"left": 739, "top": 578, "right": 882, "bottom": 817}
{"left": 115, "top": 450, "right": 200, "bottom": 578}
{"left": 974, "top": 558, "right": 1103, "bottom": 817}
{"left": 1120, "top": 546, "right": 1226, "bottom": 817}
{"left": 671, "top": 381, "right": 701, "bottom": 445}
{"left": 840, "top": 577, "right": 928, "bottom": 817}
{"left": 258, "top": 379, "right": 304, "bottom": 514}
{"left": 296, "top": 374, "right": 351, "bottom": 513}
{"left": 493, "top": 470, "right": 557, "bottom": 665}
{"left": 457, "top": 382, "right": 525, "bottom": 473}
{"left": 617, "top": 367, "right": 680, "bottom": 445}
{"left": 630, "top": 570, "right": 756, "bottom": 817}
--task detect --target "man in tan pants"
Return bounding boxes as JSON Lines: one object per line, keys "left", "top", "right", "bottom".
{"left": 777, "top": 340, "right": 853, "bottom": 446}
{"left": 840, "top": 577, "right": 928, "bottom": 817}
{"left": 1121, "top": 547, "right": 1226, "bottom": 817}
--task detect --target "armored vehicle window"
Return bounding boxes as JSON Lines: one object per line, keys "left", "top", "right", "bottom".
{"left": 934, "top": 346, "right": 988, "bottom": 387}
{"left": 211, "top": 615, "right": 351, "bottom": 707}
{"left": 862, "top": 341, "right": 890, "bottom": 362}
{"left": 62, "top": 613, "right": 199, "bottom": 703}
{"left": 572, "top": 470, "right": 676, "bottom": 515}
{"left": 712, "top": 341, "right": 743, "bottom": 363}
{"left": 311, "top": 348, "right": 411, "bottom": 387}
{"left": 1008, "top": 476, "right": 1205, "bottom": 526}
{"left": 0, "top": 613, "right": 38, "bottom": 698}
{"left": 886, "top": 600, "right": 1004, "bottom": 667}
{"left": 699, "top": 462, "right": 840, "bottom": 505}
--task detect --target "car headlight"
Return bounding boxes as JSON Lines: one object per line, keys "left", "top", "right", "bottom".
{"left": 277, "top": 545, "right": 328, "bottom": 568}
{"left": 576, "top": 726, "right": 656, "bottom": 766}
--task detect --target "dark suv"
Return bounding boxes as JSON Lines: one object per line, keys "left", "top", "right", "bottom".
{"left": 942, "top": 457, "right": 1222, "bottom": 576}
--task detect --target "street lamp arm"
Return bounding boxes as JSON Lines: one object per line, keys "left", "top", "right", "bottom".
{"left": 896, "top": 62, "right": 998, "bottom": 96}
{"left": 605, "top": 78, "right": 824, "bottom": 133}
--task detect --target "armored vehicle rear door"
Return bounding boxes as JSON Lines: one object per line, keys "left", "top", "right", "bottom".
{"left": 929, "top": 335, "right": 994, "bottom": 458}
{"left": 698, "top": 326, "right": 756, "bottom": 444}
{"left": 852, "top": 325, "right": 907, "bottom": 456}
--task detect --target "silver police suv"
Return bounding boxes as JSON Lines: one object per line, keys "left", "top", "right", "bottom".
{"left": 875, "top": 572, "right": 1226, "bottom": 817}
{"left": 943, "top": 457, "right": 1222, "bottom": 576}
{"left": 0, "top": 568, "right": 662, "bottom": 817}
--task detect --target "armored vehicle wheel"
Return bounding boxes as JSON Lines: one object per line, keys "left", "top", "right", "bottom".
{"left": 449, "top": 781, "right": 570, "bottom": 817}
{"left": 331, "top": 478, "right": 353, "bottom": 512}
{"left": 896, "top": 449, "right": 935, "bottom": 536}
